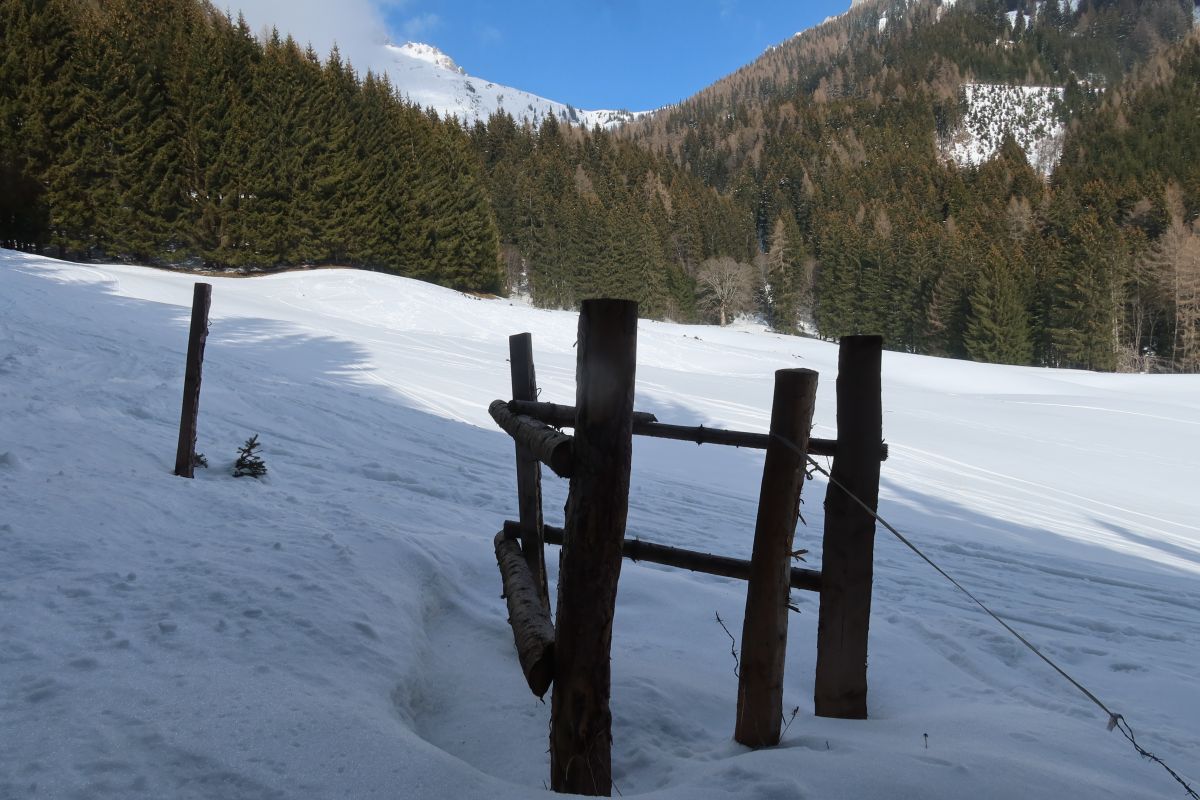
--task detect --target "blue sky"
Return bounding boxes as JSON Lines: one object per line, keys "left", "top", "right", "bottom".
{"left": 228, "top": 1, "right": 850, "bottom": 111}
{"left": 385, "top": 1, "right": 849, "bottom": 110}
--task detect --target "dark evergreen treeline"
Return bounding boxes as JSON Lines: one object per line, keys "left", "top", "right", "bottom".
{"left": 623, "top": 0, "right": 1199, "bottom": 371}
{"left": 3, "top": 0, "right": 1197, "bottom": 368}
{"left": 0, "top": 0, "right": 503, "bottom": 291}
{"left": 467, "top": 112, "right": 754, "bottom": 319}
{"left": 0, "top": 0, "right": 753, "bottom": 314}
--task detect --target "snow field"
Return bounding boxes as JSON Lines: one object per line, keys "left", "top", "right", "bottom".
{"left": 0, "top": 250, "right": 1197, "bottom": 798}
{"left": 942, "top": 83, "right": 1066, "bottom": 177}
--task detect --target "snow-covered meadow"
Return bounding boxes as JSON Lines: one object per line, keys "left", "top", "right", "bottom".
{"left": 1, "top": 250, "right": 1197, "bottom": 799}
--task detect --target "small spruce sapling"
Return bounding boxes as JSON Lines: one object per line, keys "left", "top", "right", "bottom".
{"left": 233, "top": 434, "right": 267, "bottom": 478}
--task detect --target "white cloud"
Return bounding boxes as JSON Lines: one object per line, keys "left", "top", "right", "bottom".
{"left": 222, "top": 0, "right": 401, "bottom": 74}
{"left": 401, "top": 12, "right": 441, "bottom": 40}
{"left": 476, "top": 23, "right": 503, "bottom": 44}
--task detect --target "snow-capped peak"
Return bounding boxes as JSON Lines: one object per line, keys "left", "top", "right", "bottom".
{"left": 394, "top": 42, "right": 464, "bottom": 75}
{"left": 382, "top": 41, "right": 647, "bottom": 130}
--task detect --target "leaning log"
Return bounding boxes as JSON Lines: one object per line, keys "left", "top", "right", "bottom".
{"left": 494, "top": 532, "right": 555, "bottom": 698}
{"left": 488, "top": 400, "right": 574, "bottom": 478}
{"left": 503, "top": 521, "right": 821, "bottom": 593}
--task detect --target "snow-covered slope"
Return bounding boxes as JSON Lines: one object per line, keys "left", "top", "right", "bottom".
{"left": 941, "top": 83, "right": 1066, "bottom": 176}
{"left": 2, "top": 250, "right": 1198, "bottom": 799}
{"left": 385, "top": 42, "right": 645, "bottom": 128}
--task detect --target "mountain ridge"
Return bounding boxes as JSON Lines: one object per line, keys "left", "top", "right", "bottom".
{"left": 383, "top": 40, "right": 646, "bottom": 129}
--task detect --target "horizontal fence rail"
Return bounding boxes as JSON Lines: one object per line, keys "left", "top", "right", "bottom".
{"left": 506, "top": 399, "right": 660, "bottom": 428}
{"left": 506, "top": 399, "right": 886, "bottom": 461}
{"left": 503, "top": 520, "right": 821, "bottom": 593}
{"left": 488, "top": 400, "right": 574, "bottom": 478}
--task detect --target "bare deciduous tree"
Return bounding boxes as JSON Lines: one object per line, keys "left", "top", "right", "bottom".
{"left": 1158, "top": 220, "right": 1200, "bottom": 372}
{"left": 697, "top": 256, "right": 754, "bottom": 326}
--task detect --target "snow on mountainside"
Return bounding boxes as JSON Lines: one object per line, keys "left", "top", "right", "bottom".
{"left": 384, "top": 42, "right": 646, "bottom": 128}
{"left": 940, "top": 83, "right": 1065, "bottom": 177}
{"left": 844, "top": 1, "right": 1068, "bottom": 176}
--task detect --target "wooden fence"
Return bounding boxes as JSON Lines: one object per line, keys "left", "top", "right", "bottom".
{"left": 489, "top": 298, "right": 885, "bottom": 796}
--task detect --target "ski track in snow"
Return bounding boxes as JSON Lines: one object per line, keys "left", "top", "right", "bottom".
{"left": 1, "top": 250, "right": 1197, "bottom": 799}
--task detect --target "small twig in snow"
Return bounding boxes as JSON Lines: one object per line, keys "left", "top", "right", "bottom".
{"left": 714, "top": 612, "right": 740, "bottom": 678}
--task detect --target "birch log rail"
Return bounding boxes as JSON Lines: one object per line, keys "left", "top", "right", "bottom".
{"left": 494, "top": 531, "right": 555, "bottom": 697}
{"left": 488, "top": 400, "right": 574, "bottom": 478}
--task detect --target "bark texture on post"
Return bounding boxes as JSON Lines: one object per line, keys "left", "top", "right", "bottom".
{"left": 735, "top": 368, "right": 818, "bottom": 748}
{"left": 494, "top": 532, "right": 555, "bottom": 697}
{"left": 174, "top": 282, "right": 212, "bottom": 478}
{"left": 509, "top": 334, "right": 549, "bottom": 609}
{"left": 814, "top": 335, "right": 883, "bottom": 720}
{"left": 549, "top": 299, "right": 638, "bottom": 797}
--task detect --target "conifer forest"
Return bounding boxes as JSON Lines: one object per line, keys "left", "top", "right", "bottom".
{"left": 2, "top": 0, "right": 1198, "bottom": 371}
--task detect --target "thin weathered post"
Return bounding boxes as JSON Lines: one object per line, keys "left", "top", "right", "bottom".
{"left": 549, "top": 299, "right": 638, "bottom": 796}
{"left": 814, "top": 335, "right": 883, "bottom": 719}
{"left": 173, "top": 282, "right": 212, "bottom": 478}
{"left": 735, "top": 368, "right": 819, "bottom": 748}
{"left": 509, "top": 333, "right": 549, "bottom": 607}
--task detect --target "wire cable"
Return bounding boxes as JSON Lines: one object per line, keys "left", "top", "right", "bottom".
{"left": 770, "top": 433, "right": 1198, "bottom": 799}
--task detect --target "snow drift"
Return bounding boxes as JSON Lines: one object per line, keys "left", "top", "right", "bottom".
{"left": 0, "top": 250, "right": 1197, "bottom": 799}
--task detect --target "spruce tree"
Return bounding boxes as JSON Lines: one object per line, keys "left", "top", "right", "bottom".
{"left": 233, "top": 435, "right": 267, "bottom": 478}
{"left": 965, "top": 247, "right": 1034, "bottom": 364}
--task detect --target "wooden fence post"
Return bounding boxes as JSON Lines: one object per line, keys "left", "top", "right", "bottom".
{"left": 734, "top": 368, "right": 819, "bottom": 748}
{"left": 814, "top": 335, "right": 883, "bottom": 719}
{"left": 173, "top": 282, "right": 211, "bottom": 478}
{"left": 549, "top": 299, "right": 638, "bottom": 796}
{"left": 509, "top": 333, "right": 549, "bottom": 608}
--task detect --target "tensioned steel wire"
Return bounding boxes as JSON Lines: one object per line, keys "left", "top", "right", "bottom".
{"left": 772, "top": 432, "right": 1198, "bottom": 800}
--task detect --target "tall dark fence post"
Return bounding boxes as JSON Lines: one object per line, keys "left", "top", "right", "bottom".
{"left": 173, "top": 282, "right": 211, "bottom": 478}
{"left": 735, "top": 368, "right": 819, "bottom": 748}
{"left": 550, "top": 299, "right": 638, "bottom": 796}
{"left": 814, "top": 335, "right": 883, "bottom": 719}
{"left": 509, "top": 333, "right": 549, "bottom": 608}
